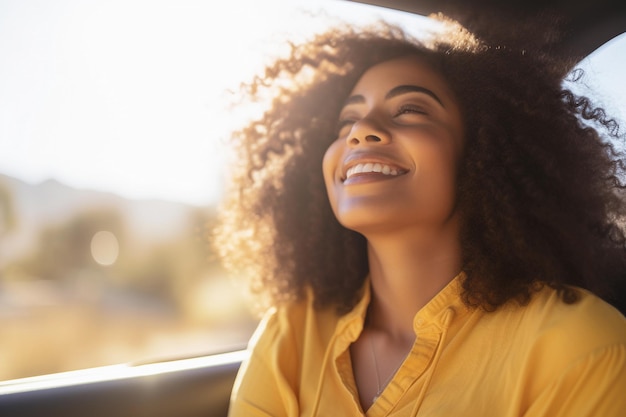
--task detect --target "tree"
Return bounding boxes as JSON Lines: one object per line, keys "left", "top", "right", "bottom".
{"left": 14, "top": 209, "right": 125, "bottom": 282}
{"left": 0, "top": 182, "right": 16, "bottom": 237}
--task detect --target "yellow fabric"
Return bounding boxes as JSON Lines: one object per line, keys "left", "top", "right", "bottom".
{"left": 228, "top": 275, "right": 626, "bottom": 416}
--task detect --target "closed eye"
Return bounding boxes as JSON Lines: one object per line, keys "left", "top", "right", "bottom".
{"left": 395, "top": 104, "right": 428, "bottom": 117}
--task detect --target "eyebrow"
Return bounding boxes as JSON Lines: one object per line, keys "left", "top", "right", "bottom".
{"left": 342, "top": 84, "right": 445, "bottom": 108}
{"left": 386, "top": 85, "right": 444, "bottom": 106}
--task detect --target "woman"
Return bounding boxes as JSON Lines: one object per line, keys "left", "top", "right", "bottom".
{"left": 216, "top": 16, "right": 626, "bottom": 417}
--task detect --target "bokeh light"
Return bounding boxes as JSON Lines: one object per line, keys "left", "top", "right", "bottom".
{"left": 90, "top": 231, "right": 119, "bottom": 266}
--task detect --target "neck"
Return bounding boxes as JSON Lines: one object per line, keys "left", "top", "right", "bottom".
{"left": 364, "top": 223, "right": 462, "bottom": 340}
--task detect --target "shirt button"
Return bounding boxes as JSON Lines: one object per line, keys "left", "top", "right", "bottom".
{"left": 415, "top": 318, "right": 425, "bottom": 327}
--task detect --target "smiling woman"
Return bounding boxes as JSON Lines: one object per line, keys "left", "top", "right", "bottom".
{"left": 216, "top": 12, "right": 626, "bottom": 417}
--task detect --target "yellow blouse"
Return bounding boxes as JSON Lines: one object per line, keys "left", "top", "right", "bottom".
{"left": 228, "top": 275, "right": 626, "bottom": 416}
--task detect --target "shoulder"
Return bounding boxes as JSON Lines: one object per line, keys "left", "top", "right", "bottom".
{"left": 504, "top": 287, "right": 626, "bottom": 415}
{"left": 499, "top": 285, "right": 626, "bottom": 386}
{"left": 246, "top": 290, "right": 342, "bottom": 362}
{"left": 229, "top": 293, "right": 340, "bottom": 416}
{"left": 521, "top": 286, "right": 626, "bottom": 348}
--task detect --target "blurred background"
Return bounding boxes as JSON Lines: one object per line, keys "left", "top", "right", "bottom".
{"left": 0, "top": 0, "right": 625, "bottom": 381}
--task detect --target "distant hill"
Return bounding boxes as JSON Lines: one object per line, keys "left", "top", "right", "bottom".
{"left": 0, "top": 173, "right": 207, "bottom": 265}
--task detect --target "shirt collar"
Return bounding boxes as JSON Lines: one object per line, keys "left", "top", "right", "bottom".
{"left": 413, "top": 271, "right": 469, "bottom": 332}
{"left": 336, "top": 271, "right": 469, "bottom": 337}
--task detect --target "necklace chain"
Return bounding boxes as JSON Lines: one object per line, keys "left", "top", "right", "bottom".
{"left": 369, "top": 336, "right": 406, "bottom": 403}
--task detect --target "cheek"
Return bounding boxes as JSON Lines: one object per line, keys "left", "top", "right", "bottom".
{"left": 409, "top": 140, "right": 460, "bottom": 206}
{"left": 321, "top": 140, "right": 343, "bottom": 213}
{"left": 322, "top": 140, "right": 342, "bottom": 187}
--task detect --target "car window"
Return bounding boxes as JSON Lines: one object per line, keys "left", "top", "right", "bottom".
{"left": 0, "top": 0, "right": 441, "bottom": 382}
{"left": 565, "top": 33, "right": 626, "bottom": 152}
{"left": 0, "top": 0, "right": 624, "bottom": 382}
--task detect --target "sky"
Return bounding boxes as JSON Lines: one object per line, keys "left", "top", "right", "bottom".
{"left": 1, "top": 0, "right": 625, "bottom": 206}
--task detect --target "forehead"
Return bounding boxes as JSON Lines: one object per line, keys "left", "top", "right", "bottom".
{"left": 348, "top": 56, "right": 452, "bottom": 99}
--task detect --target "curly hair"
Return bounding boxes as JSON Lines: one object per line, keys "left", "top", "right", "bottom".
{"left": 213, "top": 17, "right": 626, "bottom": 314}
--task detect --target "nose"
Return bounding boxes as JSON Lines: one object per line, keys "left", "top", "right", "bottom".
{"left": 346, "top": 117, "right": 390, "bottom": 146}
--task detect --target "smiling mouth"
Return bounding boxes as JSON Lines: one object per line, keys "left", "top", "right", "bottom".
{"left": 343, "top": 162, "right": 408, "bottom": 181}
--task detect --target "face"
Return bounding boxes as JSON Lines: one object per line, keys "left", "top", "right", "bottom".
{"left": 322, "top": 56, "right": 465, "bottom": 237}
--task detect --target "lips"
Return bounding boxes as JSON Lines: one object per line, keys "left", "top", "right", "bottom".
{"left": 346, "top": 162, "right": 404, "bottom": 179}
{"left": 341, "top": 154, "right": 409, "bottom": 182}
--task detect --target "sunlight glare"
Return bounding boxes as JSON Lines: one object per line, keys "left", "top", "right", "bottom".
{"left": 0, "top": 0, "right": 440, "bottom": 205}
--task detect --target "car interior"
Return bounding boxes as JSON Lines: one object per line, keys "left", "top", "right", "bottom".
{"left": 0, "top": 0, "right": 624, "bottom": 416}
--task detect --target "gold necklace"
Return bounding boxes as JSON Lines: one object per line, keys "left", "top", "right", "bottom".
{"left": 369, "top": 336, "right": 406, "bottom": 403}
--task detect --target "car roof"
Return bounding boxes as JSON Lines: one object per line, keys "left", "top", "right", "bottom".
{"left": 350, "top": 0, "right": 626, "bottom": 66}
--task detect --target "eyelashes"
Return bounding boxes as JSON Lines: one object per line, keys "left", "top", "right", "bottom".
{"left": 336, "top": 104, "right": 429, "bottom": 136}
{"left": 394, "top": 104, "right": 428, "bottom": 116}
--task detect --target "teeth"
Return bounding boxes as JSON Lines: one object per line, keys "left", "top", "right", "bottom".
{"left": 345, "top": 163, "right": 404, "bottom": 180}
